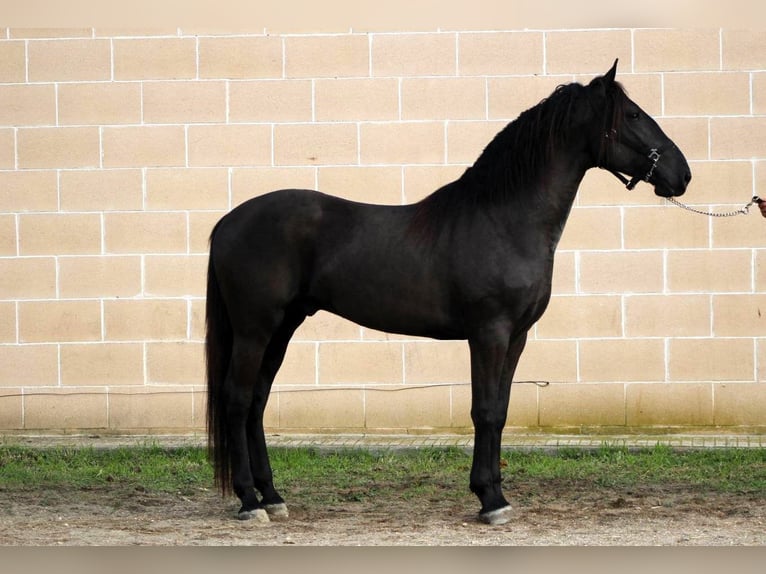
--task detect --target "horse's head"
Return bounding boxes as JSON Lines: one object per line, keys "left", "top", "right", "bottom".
{"left": 589, "top": 60, "right": 691, "bottom": 198}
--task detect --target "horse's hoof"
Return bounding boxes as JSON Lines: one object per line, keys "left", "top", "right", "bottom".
{"left": 479, "top": 505, "right": 512, "bottom": 525}
{"left": 264, "top": 502, "right": 289, "bottom": 519}
{"left": 238, "top": 507, "right": 270, "bottom": 522}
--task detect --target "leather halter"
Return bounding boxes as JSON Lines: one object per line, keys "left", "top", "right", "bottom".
{"left": 602, "top": 130, "right": 663, "bottom": 190}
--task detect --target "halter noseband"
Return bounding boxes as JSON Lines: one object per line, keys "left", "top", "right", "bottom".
{"left": 602, "top": 130, "right": 663, "bottom": 190}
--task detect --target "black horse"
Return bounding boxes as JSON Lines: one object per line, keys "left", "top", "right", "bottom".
{"left": 205, "top": 60, "right": 691, "bottom": 525}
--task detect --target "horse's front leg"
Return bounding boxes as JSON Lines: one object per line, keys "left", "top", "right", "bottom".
{"left": 468, "top": 327, "right": 528, "bottom": 525}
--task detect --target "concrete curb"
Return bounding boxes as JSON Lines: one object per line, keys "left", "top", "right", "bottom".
{"left": 2, "top": 432, "right": 764, "bottom": 450}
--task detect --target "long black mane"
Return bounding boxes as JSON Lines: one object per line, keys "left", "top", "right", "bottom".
{"left": 410, "top": 79, "right": 629, "bottom": 235}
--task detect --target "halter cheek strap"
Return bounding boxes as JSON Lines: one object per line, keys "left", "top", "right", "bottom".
{"left": 607, "top": 147, "right": 662, "bottom": 190}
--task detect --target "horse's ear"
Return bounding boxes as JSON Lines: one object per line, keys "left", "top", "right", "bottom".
{"left": 589, "top": 58, "right": 618, "bottom": 97}
{"left": 603, "top": 58, "right": 618, "bottom": 85}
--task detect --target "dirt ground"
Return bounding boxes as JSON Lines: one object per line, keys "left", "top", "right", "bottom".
{"left": 1, "top": 479, "right": 764, "bottom": 546}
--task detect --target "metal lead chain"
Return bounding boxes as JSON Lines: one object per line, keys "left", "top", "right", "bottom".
{"left": 665, "top": 195, "right": 761, "bottom": 218}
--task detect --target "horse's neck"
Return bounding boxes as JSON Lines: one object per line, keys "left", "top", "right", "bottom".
{"left": 504, "top": 151, "right": 592, "bottom": 253}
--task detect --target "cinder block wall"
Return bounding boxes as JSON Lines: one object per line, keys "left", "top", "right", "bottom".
{"left": 1, "top": 27, "right": 765, "bottom": 435}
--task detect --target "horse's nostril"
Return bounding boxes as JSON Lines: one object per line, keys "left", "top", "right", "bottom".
{"left": 684, "top": 171, "right": 692, "bottom": 185}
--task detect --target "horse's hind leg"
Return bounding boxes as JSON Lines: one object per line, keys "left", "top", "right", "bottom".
{"left": 247, "top": 306, "right": 306, "bottom": 520}
{"left": 226, "top": 334, "right": 269, "bottom": 521}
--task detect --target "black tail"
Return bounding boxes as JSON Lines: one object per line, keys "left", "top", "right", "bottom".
{"left": 206, "top": 224, "right": 233, "bottom": 496}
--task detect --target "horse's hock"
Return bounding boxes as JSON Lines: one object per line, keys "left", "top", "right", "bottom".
{"left": 1, "top": 26, "right": 765, "bottom": 443}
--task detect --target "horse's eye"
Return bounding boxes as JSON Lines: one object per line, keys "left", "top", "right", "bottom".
{"left": 628, "top": 111, "right": 640, "bottom": 120}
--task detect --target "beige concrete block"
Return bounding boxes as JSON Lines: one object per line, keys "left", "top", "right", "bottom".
{"left": 579, "top": 251, "right": 664, "bottom": 294}
{"left": 0, "top": 41, "right": 25, "bottom": 82}
{"left": 0, "top": 129, "right": 13, "bottom": 169}
{"left": 402, "top": 165, "right": 467, "bottom": 203}
{"left": 19, "top": 300, "right": 101, "bottom": 343}
{"left": 546, "top": 30, "right": 631, "bottom": 74}
{"left": 626, "top": 382, "right": 713, "bottom": 426}
{"left": 59, "top": 256, "right": 141, "bottom": 298}
{"left": 61, "top": 343, "right": 144, "bottom": 386}
{"left": 147, "top": 342, "right": 204, "bottom": 385}
{"left": 0, "top": 216, "right": 15, "bottom": 256}
{"left": 17, "top": 127, "right": 100, "bottom": 169}
{"left": 143, "top": 81, "right": 226, "bottom": 124}
{"left": 712, "top": 117, "right": 766, "bottom": 160}
{"left": 189, "top": 211, "right": 227, "bottom": 254}
{"left": 488, "top": 76, "right": 570, "bottom": 120}
{"left": 558, "top": 207, "right": 621, "bottom": 250}
{"left": 515, "top": 340, "right": 578, "bottom": 384}
{"left": 404, "top": 341, "right": 470, "bottom": 384}
{"left": 669, "top": 249, "right": 751, "bottom": 293}
{"left": 714, "top": 382, "right": 766, "bottom": 426}
{"left": 372, "top": 33, "right": 455, "bottom": 77}
{"left": 722, "top": 29, "right": 766, "bottom": 71}
{"left": 0, "top": 302, "right": 14, "bottom": 343}
{"left": 58, "top": 82, "right": 142, "bottom": 126}
{"left": 0, "top": 257, "right": 56, "bottom": 299}
{"left": 713, "top": 209, "right": 766, "bottom": 248}
{"left": 634, "top": 29, "right": 720, "bottom": 72}
{"left": 680, "top": 161, "right": 752, "bottom": 205}
{"left": 104, "top": 212, "right": 187, "bottom": 254}
{"left": 0, "top": 84, "right": 56, "bottom": 126}
{"left": 539, "top": 382, "right": 625, "bottom": 427}
{"left": 113, "top": 38, "right": 197, "bottom": 80}
{"left": 104, "top": 299, "right": 188, "bottom": 341}
{"left": 146, "top": 168, "right": 229, "bottom": 210}
{"left": 229, "top": 80, "right": 313, "bottom": 122}
{"left": 754, "top": 73, "right": 766, "bottom": 115}
{"left": 458, "top": 31, "right": 543, "bottom": 76}
{"left": 625, "top": 294, "right": 711, "bottom": 337}
{"left": 317, "top": 166, "right": 402, "bottom": 205}
{"left": 103, "top": 125, "right": 186, "bottom": 168}
{"left": 108, "top": 388, "right": 194, "bottom": 430}
{"left": 365, "top": 385, "right": 451, "bottom": 430}
{"left": 188, "top": 124, "right": 272, "bottom": 167}
{"left": 274, "top": 123, "right": 358, "bottom": 166}
{"left": 285, "top": 35, "right": 369, "bottom": 78}
{"left": 319, "top": 342, "right": 402, "bottom": 385}
{"left": 279, "top": 388, "right": 364, "bottom": 430}
{"left": 446, "top": 121, "right": 507, "bottom": 164}
{"left": 293, "top": 311, "right": 361, "bottom": 341}
{"left": 144, "top": 254, "right": 208, "bottom": 297}
{"left": 535, "top": 295, "right": 622, "bottom": 339}
{"left": 24, "top": 390, "right": 108, "bottom": 430}
{"left": 188, "top": 299, "right": 206, "bottom": 342}
{"left": 623, "top": 206, "right": 709, "bottom": 249}
{"left": 713, "top": 294, "right": 766, "bottom": 337}
{"left": 360, "top": 122, "right": 444, "bottom": 165}
{"left": 199, "top": 36, "right": 282, "bottom": 79}
{"left": 0, "top": 344, "right": 58, "bottom": 386}
{"left": 231, "top": 167, "right": 316, "bottom": 208}
{"left": 28, "top": 39, "right": 111, "bottom": 81}
{"left": 665, "top": 72, "right": 750, "bottom": 116}
{"left": 551, "top": 251, "right": 576, "bottom": 295}
{"left": 0, "top": 390, "right": 22, "bottom": 429}
{"left": 315, "top": 78, "right": 399, "bottom": 122}
{"left": 192, "top": 388, "right": 207, "bottom": 430}
{"left": 18, "top": 213, "right": 101, "bottom": 256}
{"left": 10, "top": 29, "right": 93, "bottom": 39}
{"left": 273, "top": 342, "right": 317, "bottom": 386}
{"left": 401, "top": 77, "right": 485, "bottom": 120}
{"left": 579, "top": 339, "right": 665, "bottom": 383}
{"left": 670, "top": 338, "right": 754, "bottom": 382}
{"left": 60, "top": 169, "right": 144, "bottom": 212}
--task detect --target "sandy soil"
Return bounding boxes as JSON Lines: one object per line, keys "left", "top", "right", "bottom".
{"left": 1, "top": 479, "right": 764, "bottom": 546}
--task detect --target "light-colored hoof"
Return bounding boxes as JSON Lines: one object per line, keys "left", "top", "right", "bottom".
{"left": 264, "top": 503, "right": 289, "bottom": 519}
{"left": 479, "top": 505, "right": 512, "bottom": 525}
{"left": 238, "top": 508, "right": 270, "bottom": 522}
